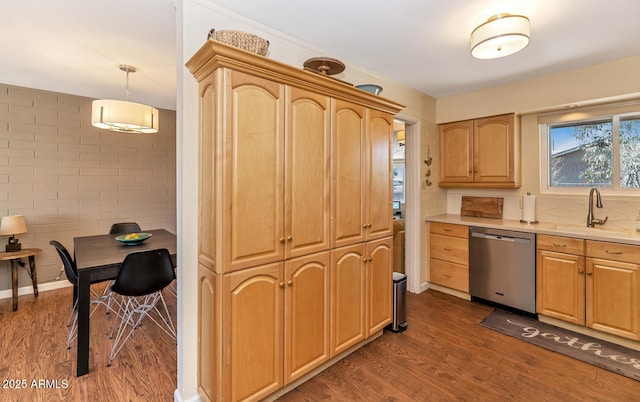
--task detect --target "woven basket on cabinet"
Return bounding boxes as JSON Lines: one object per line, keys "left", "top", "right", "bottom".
{"left": 207, "top": 29, "right": 269, "bottom": 56}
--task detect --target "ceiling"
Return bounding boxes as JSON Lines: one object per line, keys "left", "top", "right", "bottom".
{"left": 2, "top": 0, "right": 640, "bottom": 111}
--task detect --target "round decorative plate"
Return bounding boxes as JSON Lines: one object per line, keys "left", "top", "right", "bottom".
{"left": 303, "top": 57, "right": 345, "bottom": 75}
{"left": 115, "top": 232, "right": 152, "bottom": 246}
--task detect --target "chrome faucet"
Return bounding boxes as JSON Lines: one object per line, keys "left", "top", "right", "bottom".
{"left": 587, "top": 187, "right": 608, "bottom": 227}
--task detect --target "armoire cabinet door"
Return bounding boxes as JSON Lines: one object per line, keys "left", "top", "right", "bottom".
{"left": 366, "top": 237, "right": 393, "bottom": 335}
{"left": 285, "top": 87, "right": 331, "bottom": 259}
{"left": 198, "top": 264, "right": 219, "bottom": 402}
{"left": 222, "top": 262, "right": 283, "bottom": 402}
{"left": 330, "top": 243, "right": 366, "bottom": 356}
{"left": 224, "top": 70, "right": 285, "bottom": 272}
{"left": 367, "top": 110, "right": 394, "bottom": 240}
{"left": 284, "top": 251, "right": 330, "bottom": 384}
{"left": 332, "top": 100, "right": 366, "bottom": 248}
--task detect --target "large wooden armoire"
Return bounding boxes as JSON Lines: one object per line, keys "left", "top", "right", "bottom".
{"left": 187, "top": 40, "right": 404, "bottom": 402}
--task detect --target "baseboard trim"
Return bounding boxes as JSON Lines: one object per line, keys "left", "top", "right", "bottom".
{"left": 174, "top": 388, "right": 203, "bottom": 402}
{"left": 429, "top": 283, "right": 471, "bottom": 300}
{"left": 0, "top": 280, "right": 71, "bottom": 300}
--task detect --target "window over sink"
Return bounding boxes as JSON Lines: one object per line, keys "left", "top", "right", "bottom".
{"left": 539, "top": 102, "right": 640, "bottom": 193}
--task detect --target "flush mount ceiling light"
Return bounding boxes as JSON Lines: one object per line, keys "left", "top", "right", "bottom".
{"left": 471, "top": 13, "right": 530, "bottom": 59}
{"left": 91, "top": 65, "right": 159, "bottom": 134}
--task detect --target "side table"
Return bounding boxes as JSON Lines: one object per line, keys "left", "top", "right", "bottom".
{"left": 0, "top": 248, "right": 41, "bottom": 311}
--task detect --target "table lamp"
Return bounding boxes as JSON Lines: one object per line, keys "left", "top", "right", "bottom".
{"left": 0, "top": 215, "right": 28, "bottom": 252}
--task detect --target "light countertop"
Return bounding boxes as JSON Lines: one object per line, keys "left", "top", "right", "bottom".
{"left": 425, "top": 214, "right": 640, "bottom": 246}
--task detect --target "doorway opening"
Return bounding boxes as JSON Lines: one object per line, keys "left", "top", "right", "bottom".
{"left": 392, "top": 118, "right": 421, "bottom": 293}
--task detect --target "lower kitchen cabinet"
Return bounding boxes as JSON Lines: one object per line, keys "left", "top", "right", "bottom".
{"left": 331, "top": 243, "right": 366, "bottom": 355}
{"left": 220, "top": 251, "right": 331, "bottom": 401}
{"left": 537, "top": 235, "right": 640, "bottom": 341}
{"left": 366, "top": 237, "right": 393, "bottom": 336}
{"left": 536, "top": 235, "right": 585, "bottom": 325}
{"left": 586, "top": 241, "right": 640, "bottom": 340}
{"left": 222, "top": 262, "right": 284, "bottom": 402}
{"left": 284, "top": 252, "right": 331, "bottom": 384}
{"left": 429, "top": 222, "right": 469, "bottom": 293}
{"left": 331, "top": 237, "right": 393, "bottom": 356}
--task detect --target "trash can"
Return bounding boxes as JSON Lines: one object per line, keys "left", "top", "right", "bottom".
{"left": 388, "top": 272, "right": 407, "bottom": 333}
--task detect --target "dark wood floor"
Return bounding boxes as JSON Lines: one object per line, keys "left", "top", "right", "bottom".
{"left": 279, "top": 290, "right": 640, "bottom": 402}
{"left": 0, "top": 283, "right": 176, "bottom": 402}
{"left": 2, "top": 286, "right": 639, "bottom": 401}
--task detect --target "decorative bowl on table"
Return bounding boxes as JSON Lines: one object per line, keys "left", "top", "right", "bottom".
{"left": 115, "top": 232, "right": 152, "bottom": 246}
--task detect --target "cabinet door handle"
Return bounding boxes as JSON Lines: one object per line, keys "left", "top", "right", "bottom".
{"left": 443, "top": 228, "right": 452, "bottom": 232}
{"left": 587, "top": 271, "right": 593, "bottom": 276}
{"left": 443, "top": 247, "right": 452, "bottom": 251}
{"left": 444, "top": 274, "right": 452, "bottom": 278}
{"left": 368, "top": 257, "right": 372, "bottom": 262}
{"left": 280, "top": 237, "right": 285, "bottom": 243}
{"left": 287, "top": 280, "right": 293, "bottom": 286}
{"left": 279, "top": 282, "right": 285, "bottom": 288}
{"left": 606, "top": 250, "right": 622, "bottom": 255}
{"left": 287, "top": 236, "right": 293, "bottom": 241}
{"left": 553, "top": 243, "right": 566, "bottom": 248}
{"left": 362, "top": 257, "right": 367, "bottom": 262}
{"left": 578, "top": 269, "right": 584, "bottom": 274}
{"left": 363, "top": 224, "right": 368, "bottom": 229}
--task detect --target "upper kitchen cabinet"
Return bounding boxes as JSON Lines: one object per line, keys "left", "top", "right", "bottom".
{"left": 439, "top": 113, "right": 521, "bottom": 188}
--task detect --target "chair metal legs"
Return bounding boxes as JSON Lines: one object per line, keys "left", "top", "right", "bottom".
{"left": 67, "top": 286, "right": 119, "bottom": 349}
{"left": 107, "top": 290, "right": 176, "bottom": 366}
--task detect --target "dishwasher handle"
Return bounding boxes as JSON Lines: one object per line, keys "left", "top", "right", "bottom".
{"left": 479, "top": 233, "right": 515, "bottom": 242}
{"left": 471, "top": 231, "right": 531, "bottom": 244}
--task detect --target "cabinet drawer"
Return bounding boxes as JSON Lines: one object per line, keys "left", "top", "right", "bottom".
{"left": 537, "top": 234, "right": 584, "bottom": 255}
{"left": 430, "top": 222, "right": 468, "bottom": 238}
{"left": 430, "top": 233, "right": 468, "bottom": 265}
{"left": 430, "top": 258, "right": 469, "bottom": 292}
{"left": 586, "top": 240, "right": 640, "bottom": 263}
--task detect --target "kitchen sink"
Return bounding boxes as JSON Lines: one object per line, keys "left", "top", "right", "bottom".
{"left": 550, "top": 224, "right": 632, "bottom": 238}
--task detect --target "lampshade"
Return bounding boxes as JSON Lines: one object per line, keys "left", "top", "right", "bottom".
{"left": 91, "top": 64, "right": 159, "bottom": 134}
{"left": 91, "top": 99, "right": 159, "bottom": 134}
{"left": 0, "top": 215, "right": 28, "bottom": 235}
{"left": 471, "top": 13, "right": 530, "bottom": 59}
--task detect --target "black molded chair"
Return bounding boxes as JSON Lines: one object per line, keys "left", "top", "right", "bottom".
{"left": 106, "top": 222, "right": 143, "bottom": 308}
{"left": 109, "top": 222, "right": 177, "bottom": 298}
{"left": 107, "top": 248, "right": 176, "bottom": 366}
{"left": 109, "top": 222, "right": 141, "bottom": 235}
{"left": 49, "top": 240, "right": 117, "bottom": 349}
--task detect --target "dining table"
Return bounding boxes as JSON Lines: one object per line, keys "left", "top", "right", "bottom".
{"left": 73, "top": 228, "right": 177, "bottom": 376}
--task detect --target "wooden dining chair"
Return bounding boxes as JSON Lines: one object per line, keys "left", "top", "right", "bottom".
{"left": 107, "top": 248, "right": 176, "bottom": 366}
{"left": 49, "top": 240, "right": 118, "bottom": 349}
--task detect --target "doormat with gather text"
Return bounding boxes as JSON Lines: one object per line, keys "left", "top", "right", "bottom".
{"left": 481, "top": 308, "right": 640, "bottom": 382}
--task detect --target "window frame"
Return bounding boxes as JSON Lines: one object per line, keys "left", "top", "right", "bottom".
{"left": 539, "top": 101, "right": 640, "bottom": 195}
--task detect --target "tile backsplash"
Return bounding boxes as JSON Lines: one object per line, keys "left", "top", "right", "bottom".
{"left": 448, "top": 193, "right": 640, "bottom": 229}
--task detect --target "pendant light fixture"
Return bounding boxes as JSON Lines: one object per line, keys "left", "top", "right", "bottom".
{"left": 470, "top": 13, "right": 530, "bottom": 59}
{"left": 91, "top": 65, "right": 159, "bottom": 134}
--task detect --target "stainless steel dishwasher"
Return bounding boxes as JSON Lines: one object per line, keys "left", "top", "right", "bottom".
{"left": 469, "top": 227, "right": 536, "bottom": 314}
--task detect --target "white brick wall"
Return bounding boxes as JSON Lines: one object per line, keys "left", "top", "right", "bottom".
{"left": 0, "top": 83, "right": 176, "bottom": 291}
